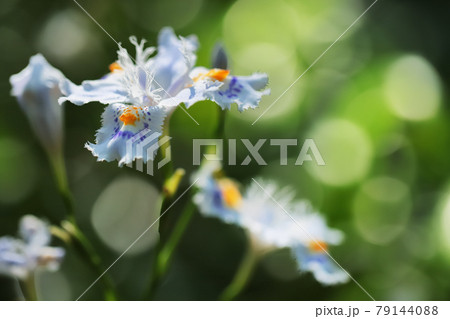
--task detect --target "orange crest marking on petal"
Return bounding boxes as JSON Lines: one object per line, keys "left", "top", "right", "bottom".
{"left": 309, "top": 241, "right": 328, "bottom": 253}
{"left": 109, "top": 62, "right": 123, "bottom": 73}
{"left": 119, "top": 106, "right": 141, "bottom": 126}
{"left": 219, "top": 179, "right": 242, "bottom": 208}
{"left": 193, "top": 68, "right": 230, "bottom": 82}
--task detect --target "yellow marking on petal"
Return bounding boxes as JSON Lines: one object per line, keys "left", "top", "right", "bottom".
{"left": 109, "top": 62, "right": 123, "bottom": 73}
{"left": 219, "top": 179, "right": 242, "bottom": 208}
{"left": 309, "top": 241, "right": 328, "bottom": 253}
{"left": 193, "top": 68, "right": 230, "bottom": 82}
{"left": 119, "top": 106, "right": 140, "bottom": 126}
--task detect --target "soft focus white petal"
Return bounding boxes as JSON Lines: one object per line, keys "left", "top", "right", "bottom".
{"left": 192, "top": 161, "right": 222, "bottom": 188}
{"left": 288, "top": 211, "right": 344, "bottom": 246}
{"left": 193, "top": 181, "right": 242, "bottom": 225}
{"left": 9, "top": 54, "right": 66, "bottom": 155}
{"left": 293, "top": 247, "right": 349, "bottom": 285}
{"left": 19, "top": 215, "right": 50, "bottom": 247}
{"left": 0, "top": 216, "right": 65, "bottom": 280}
{"left": 239, "top": 181, "right": 301, "bottom": 248}
{"left": 33, "top": 246, "right": 65, "bottom": 272}
{"left": 308, "top": 261, "right": 349, "bottom": 285}
{"left": 192, "top": 162, "right": 242, "bottom": 225}
{"left": 86, "top": 103, "right": 166, "bottom": 166}
{"left": 0, "top": 237, "right": 29, "bottom": 280}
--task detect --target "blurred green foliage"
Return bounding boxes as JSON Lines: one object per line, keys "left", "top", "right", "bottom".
{"left": 1, "top": 0, "right": 450, "bottom": 300}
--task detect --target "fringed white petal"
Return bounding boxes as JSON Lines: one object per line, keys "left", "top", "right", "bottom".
{"left": 184, "top": 70, "right": 270, "bottom": 111}
{"left": 86, "top": 103, "right": 166, "bottom": 166}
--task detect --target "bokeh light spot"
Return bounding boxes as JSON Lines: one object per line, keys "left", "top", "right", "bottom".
{"left": 224, "top": 0, "right": 299, "bottom": 51}
{"left": 91, "top": 176, "right": 160, "bottom": 256}
{"left": 438, "top": 185, "right": 450, "bottom": 258}
{"left": 306, "top": 119, "right": 372, "bottom": 186}
{"left": 353, "top": 176, "right": 411, "bottom": 245}
{"left": 384, "top": 55, "right": 441, "bottom": 121}
{"left": 37, "top": 10, "right": 96, "bottom": 62}
{"left": 339, "top": 89, "right": 399, "bottom": 149}
{"left": 231, "top": 43, "right": 303, "bottom": 121}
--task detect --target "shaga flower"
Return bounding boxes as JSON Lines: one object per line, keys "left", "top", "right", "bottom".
{"left": 61, "top": 27, "right": 270, "bottom": 166}
{"left": 10, "top": 54, "right": 69, "bottom": 157}
{"left": 0, "top": 215, "right": 65, "bottom": 280}
{"left": 192, "top": 163, "right": 348, "bottom": 286}
{"left": 242, "top": 182, "right": 348, "bottom": 285}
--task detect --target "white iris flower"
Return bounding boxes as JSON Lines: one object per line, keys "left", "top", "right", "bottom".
{"left": 61, "top": 27, "right": 270, "bottom": 166}
{"left": 0, "top": 215, "right": 65, "bottom": 280}
{"left": 192, "top": 164, "right": 348, "bottom": 286}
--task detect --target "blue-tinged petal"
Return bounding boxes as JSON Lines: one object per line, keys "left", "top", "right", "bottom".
{"left": 0, "top": 237, "right": 29, "bottom": 279}
{"left": 212, "top": 74, "right": 270, "bottom": 111}
{"left": 19, "top": 215, "right": 50, "bottom": 248}
{"left": 10, "top": 54, "right": 66, "bottom": 155}
{"left": 192, "top": 162, "right": 242, "bottom": 225}
{"left": 193, "top": 179, "right": 242, "bottom": 225}
{"left": 193, "top": 161, "right": 221, "bottom": 188}
{"left": 293, "top": 246, "right": 349, "bottom": 285}
{"left": 59, "top": 73, "right": 129, "bottom": 106}
{"left": 184, "top": 68, "right": 270, "bottom": 111}
{"left": 0, "top": 216, "right": 65, "bottom": 280}
{"left": 150, "top": 27, "right": 199, "bottom": 96}
{"left": 86, "top": 103, "right": 166, "bottom": 166}
{"left": 167, "top": 77, "right": 223, "bottom": 109}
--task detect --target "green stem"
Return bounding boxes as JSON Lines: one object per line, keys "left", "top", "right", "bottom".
{"left": 215, "top": 109, "right": 227, "bottom": 138}
{"left": 159, "top": 115, "right": 174, "bottom": 183}
{"left": 50, "top": 152, "right": 74, "bottom": 218}
{"left": 20, "top": 273, "right": 38, "bottom": 301}
{"left": 145, "top": 201, "right": 196, "bottom": 300}
{"left": 219, "top": 236, "right": 261, "bottom": 301}
{"left": 63, "top": 220, "right": 117, "bottom": 300}
{"left": 49, "top": 152, "right": 118, "bottom": 301}
{"left": 156, "top": 121, "right": 175, "bottom": 239}
{"left": 144, "top": 109, "right": 228, "bottom": 299}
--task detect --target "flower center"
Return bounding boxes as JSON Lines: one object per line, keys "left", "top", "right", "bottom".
{"left": 193, "top": 68, "right": 230, "bottom": 82}
{"left": 219, "top": 179, "right": 242, "bottom": 208}
{"left": 309, "top": 241, "right": 328, "bottom": 253}
{"left": 109, "top": 62, "right": 123, "bottom": 73}
{"left": 119, "top": 106, "right": 140, "bottom": 126}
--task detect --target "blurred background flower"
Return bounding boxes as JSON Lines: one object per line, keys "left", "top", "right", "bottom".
{"left": 0, "top": 0, "right": 449, "bottom": 301}
{"left": 0, "top": 215, "right": 65, "bottom": 300}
